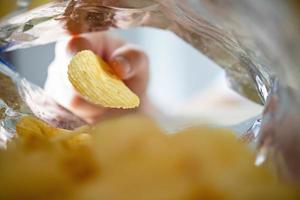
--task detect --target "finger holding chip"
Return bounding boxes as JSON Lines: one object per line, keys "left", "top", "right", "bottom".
{"left": 68, "top": 50, "right": 140, "bottom": 109}
{"left": 45, "top": 32, "right": 150, "bottom": 124}
{"left": 68, "top": 33, "right": 149, "bottom": 97}
{"left": 109, "top": 44, "right": 149, "bottom": 98}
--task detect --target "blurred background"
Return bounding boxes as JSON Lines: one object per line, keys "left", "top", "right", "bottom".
{"left": 3, "top": 27, "right": 262, "bottom": 128}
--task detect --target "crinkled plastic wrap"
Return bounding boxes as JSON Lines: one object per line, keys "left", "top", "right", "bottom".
{"left": 0, "top": 60, "right": 85, "bottom": 148}
{"left": 1, "top": 0, "right": 300, "bottom": 182}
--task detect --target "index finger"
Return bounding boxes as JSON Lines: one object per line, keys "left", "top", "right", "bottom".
{"left": 67, "top": 32, "right": 125, "bottom": 60}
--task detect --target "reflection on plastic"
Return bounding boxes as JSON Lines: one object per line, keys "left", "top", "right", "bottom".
{"left": 0, "top": 61, "right": 85, "bottom": 148}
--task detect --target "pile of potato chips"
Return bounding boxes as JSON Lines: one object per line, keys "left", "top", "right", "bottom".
{"left": 0, "top": 114, "right": 299, "bottom": 200}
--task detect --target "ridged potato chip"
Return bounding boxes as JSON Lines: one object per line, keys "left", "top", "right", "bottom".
{"left": 68, "top": 50, "right": 140, "bottom": 109}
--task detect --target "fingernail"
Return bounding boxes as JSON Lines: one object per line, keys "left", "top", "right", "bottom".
{"left": 110, "top": 56, "right": 132, "bottom": 79}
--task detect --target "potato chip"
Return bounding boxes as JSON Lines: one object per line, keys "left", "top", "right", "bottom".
{"left": 16, "top": 116, "right": 68, "bottom": 139}
{"left": 2, "top": 114, "right": 299, "bottom": 200}
{"left": 16, "top": 116, "right": 91, "bottom": 149}
{"left": 68, "top": 50, "right": 140, "bottom": 109}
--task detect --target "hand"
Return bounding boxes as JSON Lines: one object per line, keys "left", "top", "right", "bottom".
{"left": 45, "top": 32, "right": 149, "bottom": 124}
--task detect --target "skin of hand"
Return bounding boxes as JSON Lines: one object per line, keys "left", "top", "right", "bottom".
{"left": 45, "top": 32, "right": 149, "bottom": 124}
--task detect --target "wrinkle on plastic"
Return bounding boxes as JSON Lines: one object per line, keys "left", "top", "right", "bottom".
{"left": 0, "top": 61, "right": 85, "bottom": 148}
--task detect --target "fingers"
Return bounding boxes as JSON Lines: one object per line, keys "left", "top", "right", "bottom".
{"left": 68, "top": 33, "right": 149, "bottom": 97}
{"left": 109, "top": 45, "right": 147, "bottom": 79}
{"left": 69, "top": 95, "right": 106, "bottom": 124}
{"left": 68, "top": 36, "right": 93, "bottom": 54}
{"left": 63, "top": 32, "right": 149, "bottom": 123}
{"left": 67, "top": 32, "right": 125, "bottom": 59}
{"left": 109, "top": 44, "right": 149, "bottom": 97}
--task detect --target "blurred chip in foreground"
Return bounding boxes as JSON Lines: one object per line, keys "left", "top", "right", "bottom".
{"left": 0, "top": 115, "right": 299, "bottom": 200}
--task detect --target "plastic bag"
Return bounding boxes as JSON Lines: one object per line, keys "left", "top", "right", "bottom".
{"left": 0, "top": 0, "right": 300, "bottom": 182}
{"left": 0, "top": 60, "right": 85, "bottom": 148}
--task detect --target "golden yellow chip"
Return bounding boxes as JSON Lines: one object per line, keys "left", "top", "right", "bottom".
{"left": 16, "top": 116, "right": 91, "bottom": 149}
{"left": 68, "top": 50, "right": 140, "bottom": 109}
{"left": 16, "top": 116, "right": 66, "bottom": 139}
{"left": 2, "top": 114, "right": 299, "bottom": 199}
